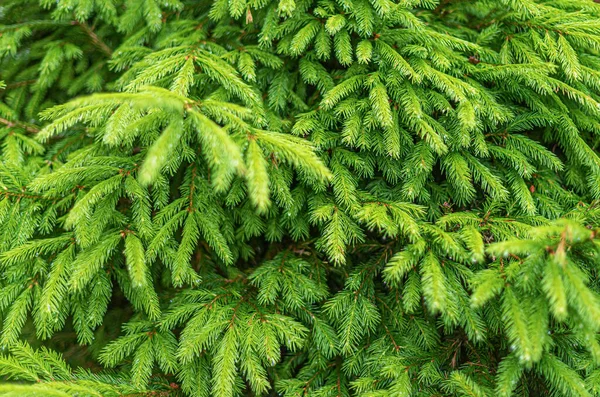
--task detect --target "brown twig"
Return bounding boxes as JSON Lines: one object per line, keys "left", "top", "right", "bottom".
{"left": 0, "top": 117, "right": 40, "bottom": 133}
{"left": 2, "top": 79, "right": 37, "bottom": 89}
{"left": 74, "top": 21, "right": 113, "bottom": 57}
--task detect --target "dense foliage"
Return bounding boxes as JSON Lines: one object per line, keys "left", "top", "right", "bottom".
{"left": 3, "top": 0, "right": 600, "bottom": 396}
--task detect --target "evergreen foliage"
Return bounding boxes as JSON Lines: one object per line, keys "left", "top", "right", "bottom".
{"left": 3, "top": 0, "right": 600, "bottom": 396}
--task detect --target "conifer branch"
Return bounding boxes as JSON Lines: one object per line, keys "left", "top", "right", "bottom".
{"left": 1, "top": 1, "right": 600, "bottom": 396}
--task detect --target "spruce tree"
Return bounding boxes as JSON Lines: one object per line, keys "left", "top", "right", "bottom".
{"left": 3, "top": 0, "right": 600, "bottom": 396}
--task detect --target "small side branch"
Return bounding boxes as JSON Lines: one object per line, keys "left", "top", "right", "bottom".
{"left": 2, "top": 80, "right": 37, "bottom": 90}
{"left": 0, "top": 117, "right": 40, "bottom": 133}
{"left": 75, "top": 21, "right": 113, "bottom": 57}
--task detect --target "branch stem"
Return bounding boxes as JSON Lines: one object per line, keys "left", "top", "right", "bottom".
{"left": 75, "top": 21, "right": 113, "bottom": 57}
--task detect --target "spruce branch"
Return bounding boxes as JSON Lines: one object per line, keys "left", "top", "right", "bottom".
{"left": 2, "top": 0, "right": 600, "bottom": 396}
